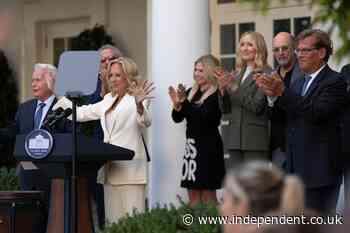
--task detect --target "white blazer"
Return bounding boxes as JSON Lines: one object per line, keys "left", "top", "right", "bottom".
{"left": 70, "top": 93, "right": 150, "bottom": 185}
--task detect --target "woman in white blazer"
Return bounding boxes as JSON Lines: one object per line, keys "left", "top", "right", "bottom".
{"left": 55, "top": 57, "right": 154, "bottom": 223}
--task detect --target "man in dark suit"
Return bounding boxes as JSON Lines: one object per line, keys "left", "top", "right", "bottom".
{"left": 256, "top": 29, "right": 347, "bottom": 214}
{"left": 0, "top": 63, "right": 69, "bottom": 209}
{"left": 269, "top": 32, "right": 303, "bottom": 170}
{"left": 339, "top": 64, "right": 350, "bottom": 210}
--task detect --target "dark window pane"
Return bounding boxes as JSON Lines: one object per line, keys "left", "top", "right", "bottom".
{"left": 67, "top": 37, "right": 74, "bottom": 50}
{"left": 221, "top": 58, "right": 235, "bottom": 72}
{"left": 53, "top": 38, "right": 65, "bottom": 67}
{"left": 294, "top": 17, "right": 311, "bottom": 36}
{"left": 218, "top": 0, "right": 235, "bottom": 4}
{"left": 239, "top": 23, "right": 255, "bottom": 38}
{"left": 273, "top": 19, "right": 291, "bottom": 36}
{"left": 220, "top": 24, "right": 235, "bottom": 54}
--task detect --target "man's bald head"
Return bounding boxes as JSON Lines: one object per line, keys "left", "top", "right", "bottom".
{"left": 273, "top": 32, "right": 296, "bottom": 68}
{"left": 273, "top": 32, "right": 294, "bottom": 47}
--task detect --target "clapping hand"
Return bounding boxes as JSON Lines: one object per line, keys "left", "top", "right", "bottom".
{"left": 168, "top": 83, "right": 187, "bottom": 111}
{"left": 254, "top": 72, "right": 285, "bottom": 97}
{"left": 128, "top": 80, "right": 155, "bottom": 114}
{"left": 214, "top": 67, "right": 236, "bottom": 95}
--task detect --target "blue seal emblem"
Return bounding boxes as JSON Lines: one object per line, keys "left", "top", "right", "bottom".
{"left": 25, "top": 129, "right": 54, "bottom": 159}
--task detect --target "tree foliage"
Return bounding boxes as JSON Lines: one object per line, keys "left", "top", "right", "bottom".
{"left": 239, "top": 0, "right": 350, "bottom": 62}
{"left": 0, "top": 50, "right": 18, "bottom": 167}
{"left": 70, "top": 24, "right": 114, "bottom": 51}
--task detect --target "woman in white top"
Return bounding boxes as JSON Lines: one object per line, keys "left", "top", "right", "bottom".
{"left": 55, "top": 57, "right": 154, "bottom": 223}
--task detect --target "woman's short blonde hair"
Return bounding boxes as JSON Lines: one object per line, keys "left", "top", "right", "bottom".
{"left": 236, "top": 31, "right": 269, "bottom": 72}
{"left": 194, "top": 54, "right": 220, "bottom": 85}
{"left": 224, "top": 161, "right": 304, "bottom": 216}
{"left": 108, "top": 57, "right": 139, "bottom": 83}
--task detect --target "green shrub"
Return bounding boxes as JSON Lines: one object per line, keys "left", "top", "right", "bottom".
{"left": 101, "top": 201, "right": 222, "bottom": 233}
{"left": 0, "top": 166, "right": 20, "bottom": 191}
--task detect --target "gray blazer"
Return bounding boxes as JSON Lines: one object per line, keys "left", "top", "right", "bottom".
{"left": 219, "top": 66, "right": 272, "bottom": 151}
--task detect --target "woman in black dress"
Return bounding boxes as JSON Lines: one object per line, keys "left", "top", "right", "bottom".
{"left": 168, "top": 54, "right": 225, "bottom": 206}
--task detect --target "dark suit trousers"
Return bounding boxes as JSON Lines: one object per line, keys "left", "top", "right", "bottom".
{"left": 305, "top": 185, "right": 340, "bottom": 215}
{"left": 344, "top": 155, "right": 350, "bottom": 210}
{"left": 19, "top": 167, "right": 51, "bottom": 207}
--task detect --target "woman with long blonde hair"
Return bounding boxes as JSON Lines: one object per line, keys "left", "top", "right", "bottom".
{"left": 215, "top": 31, "right": 272, "bottom": 170}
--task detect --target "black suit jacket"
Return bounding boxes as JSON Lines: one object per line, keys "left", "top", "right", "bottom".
{"left": 339, "top": 64, "right": 350, "bottom": 154}
{"left": 269, "top": 62, "right": 303, "bottom": 152}
{"left": 277, "top": 65, "right": 347, "bottom": 188}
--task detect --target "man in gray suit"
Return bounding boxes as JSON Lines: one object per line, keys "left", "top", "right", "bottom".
{"left": 269, "top": 32, "right": 303, "bottom": 169}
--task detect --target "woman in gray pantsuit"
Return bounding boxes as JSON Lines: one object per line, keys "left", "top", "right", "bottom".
{"left": 215, "top": 31, "right": 272, "bottom": 170}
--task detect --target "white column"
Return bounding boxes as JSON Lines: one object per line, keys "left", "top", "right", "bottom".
{"left": 147, "top": 0, "right": 210, "bottom": 207}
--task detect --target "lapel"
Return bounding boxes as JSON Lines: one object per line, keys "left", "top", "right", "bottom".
{"left": 240, "top": 72, "right": 255, "bottom": 89}
{"left": 101, "top": 94, "right": 120, "bottom": 137}
{"left": 42, "top": 97, "right": 57, "bottom": 123}
{"left": 236, "top": 69, "right": 244, "bottom": 85}
{"left": 28, "top": 99, "right": 37, "bottom": 130}
{"left": 290, "top": 74, "right": 304, "bottom": 95}
{"left": 238, "top": 67, "right": 255, "bottom": 90}
{"left": 303, "top": 65, "right": 328, "bottom": 99}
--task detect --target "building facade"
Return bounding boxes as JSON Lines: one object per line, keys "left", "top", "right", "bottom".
{"left": 0, "top": 0, "right": 347, "bottom": 207}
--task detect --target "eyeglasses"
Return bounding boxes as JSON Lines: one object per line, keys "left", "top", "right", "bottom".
{"left": 272, "top": 45, "right": 290, "bottom": 53}
{"left": 295, "top": 47, "right": 319, "bottom": 54}
{"left": 101, "top": 56, "right": 117, "bottom": 63}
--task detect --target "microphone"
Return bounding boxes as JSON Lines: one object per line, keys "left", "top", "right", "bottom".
{"left": 48, "top": 108, "right": 73, "bottom": 127}
{"left": 43, "top": 107, "right": 64, "bottom": 126}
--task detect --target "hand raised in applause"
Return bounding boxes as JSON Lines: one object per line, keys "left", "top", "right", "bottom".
{"left": 254, "top": 71, "right": 285, "bottom": 97}
{"left": 128, "top": 80, "right": 155, "bottom": 115}
{"left": 168, "top": 83, "right": 186, "bottom": 111}
{"left": 214, "top": 67, "right": 236, "bottom": 95}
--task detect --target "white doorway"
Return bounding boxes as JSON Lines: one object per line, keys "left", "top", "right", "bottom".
{"left": 37, "top": 17, "right": 90, "bottom": 66}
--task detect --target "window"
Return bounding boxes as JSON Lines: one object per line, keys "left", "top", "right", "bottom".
{"left": 294, "top": 17, "right": 311, "bottom": 35}
{"left": 218, "top": 0, "right": 235, "bottom": 4}
{"left": 273, "top": 19, "right": 291, "bottom": 36}
{"left": 219, "top": 22, "right": 255, "bottom": 71}
{"left": 239, "top": 23, "right": 255, "bottom": 38}
{"left": 273, "top": 16, "right": 311, "bottom": 37}
{"left": 272, "top": 16, "right": 311, "bottom": 67}
{"left": 53, "top": 37, "right": 73, "bottom": 67}
{"left": 220, "top": 24, "right": 235, "bottom": 55}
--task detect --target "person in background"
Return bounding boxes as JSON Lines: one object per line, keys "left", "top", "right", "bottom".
{"left": 269, "top": 32, "right": 303, "bottom": 170}
{"left": 220, "top": 161, "right": 304, "bottom": 233}
{"left": 339, "top": 63, "right": 350, "bottom": 210}
{"left": 169, "top": 54, "right": 225, "bottom": 206}
{"left": 86, "top": 44, "right": 123, "bottom": 229}
{"left": 0, "top": 63, "right": 71, "bottom": 233}
{"left": 214, "top": 31, "right": 272, "bottom": 171}
{"left": 256, "top": 29, "right": 347, "bottom": 214}
{"left": 54, "top": 57, "right": 154, "bottom": 223}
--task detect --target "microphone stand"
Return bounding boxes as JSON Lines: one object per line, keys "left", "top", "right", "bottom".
{"left": 66, "top": 91, "right": 83, "bottom": 233}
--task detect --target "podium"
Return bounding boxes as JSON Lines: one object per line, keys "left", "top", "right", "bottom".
{"left": 14, "top": 133, "right": 134, "bottom": 233}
